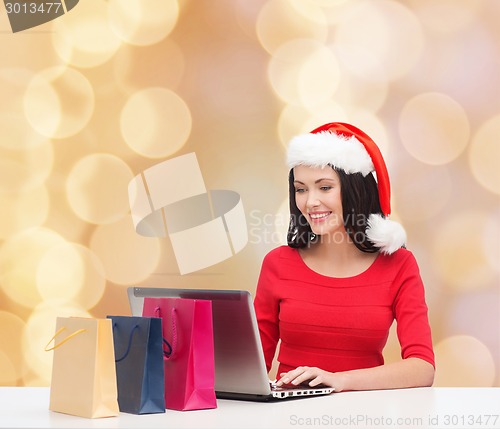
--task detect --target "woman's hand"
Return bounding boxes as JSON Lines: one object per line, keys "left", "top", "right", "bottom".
{"left": 275, "top": 366, "right": 346, "bottom": 392}
{"left": 274, "top": 358, "right": 434, "bottom": 392}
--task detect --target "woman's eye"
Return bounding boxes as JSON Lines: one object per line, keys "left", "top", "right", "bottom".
{"left": 294, "top": 188, "right": 305, "bottom": 193}
{"left": 320, "top": 186, "right": 332, "bottom": 191}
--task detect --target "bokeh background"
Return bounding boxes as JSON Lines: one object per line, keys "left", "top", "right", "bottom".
{"left": 0, "top": 0, "right": 498, "bottom": 388}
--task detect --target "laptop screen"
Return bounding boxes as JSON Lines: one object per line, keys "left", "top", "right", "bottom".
{"left": 128, "top": 287, "right": 272, "bottom": 396}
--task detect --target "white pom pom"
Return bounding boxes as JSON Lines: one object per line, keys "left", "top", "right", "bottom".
{"left": 366, "top": 213, "right": 407, "bottom": 254}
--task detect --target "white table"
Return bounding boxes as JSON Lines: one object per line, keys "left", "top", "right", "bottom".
{"left": 1, "top": 387, "right": 499, "bottom": 428}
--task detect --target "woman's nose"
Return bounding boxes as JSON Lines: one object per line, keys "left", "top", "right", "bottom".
{"left": 306, "top": 191, "right": 320, "bottom": 208}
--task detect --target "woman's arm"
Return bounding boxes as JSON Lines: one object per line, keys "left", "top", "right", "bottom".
{"left": 254, "top": 249, "right": 282, "bottom": 372}
{"left": 276, "top": 357, "right": 435, "bottom": 392}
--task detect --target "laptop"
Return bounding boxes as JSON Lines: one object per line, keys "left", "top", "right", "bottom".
{"left": 128, "top": 287, "right": 334, "bottom": 401}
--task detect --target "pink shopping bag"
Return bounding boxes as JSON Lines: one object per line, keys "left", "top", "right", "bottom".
{"left": 142, "top": 297, "right": 217, "bottom": 411}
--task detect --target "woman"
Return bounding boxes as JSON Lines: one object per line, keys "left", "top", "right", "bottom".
{"left": 254, "top": 122, "right": 435, "bottom": 392}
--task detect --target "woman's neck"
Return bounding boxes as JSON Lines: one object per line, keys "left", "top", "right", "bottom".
{"left": 299, "top": 233, "right": 378, "bottom": 278}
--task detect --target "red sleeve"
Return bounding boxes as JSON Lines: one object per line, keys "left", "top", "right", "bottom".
{"left": 392, "top": 252, "right": 435, "bottom": 368}
{"left": 254, "top": 248, "right": 281, "bottom": 373}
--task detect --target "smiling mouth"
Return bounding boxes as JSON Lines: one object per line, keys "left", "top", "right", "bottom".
{"left": 309, "top": 212, "right": 331, "bottom": 221}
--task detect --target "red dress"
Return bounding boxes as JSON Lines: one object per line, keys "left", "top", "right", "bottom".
{"left": 254, "top": 246, "right": 435, "bottom": 376}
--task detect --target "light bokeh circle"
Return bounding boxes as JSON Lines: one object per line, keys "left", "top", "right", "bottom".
{"left": 66, "top": 153, "right": 134, "bottom": 225}
{"left": 120, "top": 87, "right": 192, "bottom": 158}
{"left": 0, "top": 350, "right": 17, "bottom": 386}
{"left": 0, "top": 141, "right": 53, "bottom": 193}
{"left": 288, "top": 0, "right": 335, "bottom": 24}
{"left": 277, "top": 102, "right": 347, "bottom": 146}
{"left": 51, "top": 0, "right": 122, "bottom": 68}
{"left": 0, "top": 185, "right": 49, "bottom": 240}
{"left": 0, "top": 227, "right": 66, "bottom": 309}
{"left": 434, "top": 335, "right": 496, "bottom": 387}
{"left": 445, "top": 288, "right": 499, "bottom": 375}
{"left": 0, "top": 68, "right": 49, "bottom": 151}
{"left": 314, "top": 0, "right": 367, "bottom": 27}
{"left": 23, "top": 67, "right": 95, "bottom": 139}
{"left": 256, "top": 0, "right": 328, "bottom": 55}
{"left": 335, "top": 0, "right": 424, "bottom": 81}
{"left": 268, "top": 39, "right": 341, "bottom": 107}
{"left": 90, "top": 216, "right": 161, "bottom": 285}
{"left": 332, "top": 62, "right": 389, "bottom": 112}
{"left": 108, "top": 0, "right": 180, "bottom": 46}
{"left": 412, "top": 0, "right": 482, "bottom": 34}
{"left": 112, "top": 39, "right": 185, "bottom": 93}
{"left": 399, "top": 92, "right": 470, "bottom": 165}
{"left": 432, "top": 211, "right": 496, "bottom": 291}
{"left": 0, "top": 312, "right": 26, "bottom": 384}
{"left": 297, "top": 45, "right": 341, "bottom": 108}
{"left": 469, "top": 115, "right": 500, "bottom": 195}
{"left": 394, "top": 164, "right": 452, "bottom": 222}
{"left": 483, "top": 208, "right": 500, "bottom": 273}
{"left": 36, "top": 243, "right": 106, "bottom": 310}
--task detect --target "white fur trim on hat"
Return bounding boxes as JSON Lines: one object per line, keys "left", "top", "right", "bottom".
{"left": 366, "top": 214, "right": 407, "bottom": 255}
{"left": 287, "top": 131, "right": 374, "bottom": 176}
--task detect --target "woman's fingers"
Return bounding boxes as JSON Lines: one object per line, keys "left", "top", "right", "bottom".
{"left": 277, "top": 366, "right": 316, "bottom": 386}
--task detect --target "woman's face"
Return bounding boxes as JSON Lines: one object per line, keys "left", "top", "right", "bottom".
{"left": 293, "top": 165, "right": 345, "bottom": 238}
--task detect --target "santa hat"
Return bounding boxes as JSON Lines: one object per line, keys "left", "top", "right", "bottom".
{"left": 287, "top": 122, "right": 406, "bottom": 254}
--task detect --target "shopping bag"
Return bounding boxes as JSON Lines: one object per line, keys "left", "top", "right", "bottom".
{"left": 107, "top": 315, "right": 165, "bottom": 414}
{"left": 45, "top": 317, "right": 119, "bottom": 419}
{"left": 142, "top": 297, "right": 217, "bottom": 411}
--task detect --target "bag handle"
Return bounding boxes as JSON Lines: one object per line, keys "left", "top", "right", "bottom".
{"left": 113, "top": 323, "right": 140, "bottom": 362}
{"left": 44, "top": 327, "right": 87, "bottom": 352}
{"left": 163, "top": 338, "right": 173, "bottom": 357}
{"left": 155, "top": 306, "right": 178, "bottom": 360}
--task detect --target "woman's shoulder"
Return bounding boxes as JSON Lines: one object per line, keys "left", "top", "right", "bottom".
{"left": 263, "top": 245, "right": 298, "bottom": 262}
{"left": 381, "top": 246, "right": 413, "bottom": 259}
{"left": 259, "top": 246, "right": 299, "bottom": 278}
{"left": 376, "top": 247, "right": 420, "bottom": 272}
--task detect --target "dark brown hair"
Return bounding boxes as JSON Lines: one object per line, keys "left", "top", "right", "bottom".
{"left": 286, "top": 166, "right": 383, "bottom": 252}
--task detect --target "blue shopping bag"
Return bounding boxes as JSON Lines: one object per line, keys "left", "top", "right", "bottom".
{"left": 107, "top": 316, "right": 166, "bottom": 414}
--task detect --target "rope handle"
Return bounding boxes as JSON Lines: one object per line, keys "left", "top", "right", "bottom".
{"left": 112, "top": 321, "right": 173, "bottom": 362}
{"left": 155, "top": 306, "right": 178, "bottom": 360}
{"left": 163, "top": 338, "right": 172, "bottom": 357}
{"left": 113, "top": 323, "right": 140, "bottom": 362}
{"left": 44, "top": 327, "right": 87, "bottom": 352}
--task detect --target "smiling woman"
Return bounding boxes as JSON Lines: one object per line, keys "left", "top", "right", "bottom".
{"left": 254, "top": 122, "right": 434, "bottom": 393}
{"left": 290, "top": 165, "right": 387, "bottom": 254}
{"left": 292, "top": 167, "right": 344, "bottom": 238}
{"left": 286, "top": 123, "right": 406, "bottom": 255}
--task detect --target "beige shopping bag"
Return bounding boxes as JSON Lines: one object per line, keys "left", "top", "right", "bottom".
{"left": 45, "top": 317, "right": 119, "bottom": 418}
